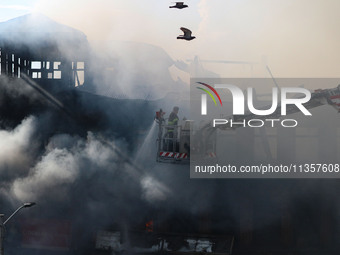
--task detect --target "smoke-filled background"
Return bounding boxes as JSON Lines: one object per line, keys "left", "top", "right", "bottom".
{"left": 2, "top": 0, "right": 340, "bottom": 80}
{"left": 0, "top": 1, "right": 340, "bottom": 254}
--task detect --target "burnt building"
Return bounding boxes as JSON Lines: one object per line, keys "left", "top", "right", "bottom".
{"left": 1, "top": 12, "right": 340, "bottom": 255}
{"left": 0, "top": 13, "right": 89, "bottom": 90}
{"left": 0, "top": 13, "right": 157, "bottom": 141}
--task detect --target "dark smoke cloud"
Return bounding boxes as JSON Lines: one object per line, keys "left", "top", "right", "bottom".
{"left": 1, "top": 72, "right": 339, "bottom": 238}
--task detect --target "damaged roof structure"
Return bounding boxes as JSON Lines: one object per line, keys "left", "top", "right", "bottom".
{"left": 0, "top": 14, "right": 89, "bottom": 89}
{"left": 0, "top": 13, "right": 157, "bottom": 145}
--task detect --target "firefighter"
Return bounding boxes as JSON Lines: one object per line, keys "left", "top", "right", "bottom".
{"left": 165, "top": 106, "right": 179, "bottom": 151}
{"left": 168, "top": 106, "right": 179, "bottom": 127}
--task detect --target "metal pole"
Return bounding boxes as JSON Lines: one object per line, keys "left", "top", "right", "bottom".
{"left": 3, "top": 205, "right": 24, "bottom": 226}
{"left": 0, "top": 203, "right": 35, "bottom": 255}
{"left": 0, "top": 214, "right": 4, "bottom": 255}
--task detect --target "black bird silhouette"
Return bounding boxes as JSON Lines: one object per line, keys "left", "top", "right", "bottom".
{"left": 177, "top": 27, "right": 196, "bottom": 41}
{"left": 169, "top": 2, "right": 188, "bottom": 9}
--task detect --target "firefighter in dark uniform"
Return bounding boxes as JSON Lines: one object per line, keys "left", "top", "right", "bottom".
{"left": 165, "top": 106, "right": 179, "bottom": 151}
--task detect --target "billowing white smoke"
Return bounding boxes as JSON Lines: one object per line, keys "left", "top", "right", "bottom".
{"left": 0, "top": 117, "right": 35, "bottom": 169}
{"left": 11, "top": 132, "right": 122, "bottom": 202}
{"left": 12, "top": 146, "right": 79, "bottom": 201}
{"left": 0, "top": 117, "right": 37, "bottom": 203}
{"left": 6, "top": 123, "right": 171, "bottom": 205}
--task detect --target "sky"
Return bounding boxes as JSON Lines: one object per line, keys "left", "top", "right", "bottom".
{"left": 1, "top": 0, "right": 340, "bottom": 77}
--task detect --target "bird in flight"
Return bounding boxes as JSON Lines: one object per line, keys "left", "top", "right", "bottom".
{"left": 177, "top": 27, "right": 196, "bottom": 41}
{"left": 169, "top": 2, "right": 188, "bottom": 9}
